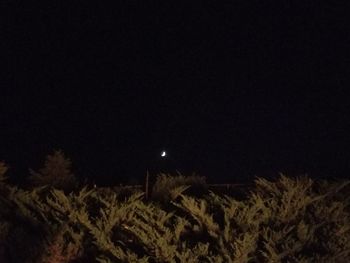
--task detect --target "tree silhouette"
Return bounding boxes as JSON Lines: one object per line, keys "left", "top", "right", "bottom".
{"left": 29, "top": 150, "right": 77, "bottom": 191}
{"left": 0, "top": 161, "right": 9, "bottom": 184}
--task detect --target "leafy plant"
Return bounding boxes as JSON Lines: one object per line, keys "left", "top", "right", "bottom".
{"left": 151, "top": 173, "right": 207, "bottom": 203}
{"left": 0, "top": 174, "right": 349, "bottom": 262}
{"left": 40, "top": 224, "right": 83, "bottom": 263}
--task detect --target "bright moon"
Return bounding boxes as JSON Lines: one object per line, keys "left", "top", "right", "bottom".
{"left": 161, "top": 151, "right": 167, "bottom": 157}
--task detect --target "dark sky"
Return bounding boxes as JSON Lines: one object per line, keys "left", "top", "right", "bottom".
{"left": 2, "top": 2, "right": 349, "bottom": 185}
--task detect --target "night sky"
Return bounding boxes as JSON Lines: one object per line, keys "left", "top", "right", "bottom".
{"left": 2, "top": 2, "right": 349, "bottom": 185}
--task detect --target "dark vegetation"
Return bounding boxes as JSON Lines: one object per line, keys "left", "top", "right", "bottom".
{"left": 1, "top": 151, "right": 350, "bottom": 262}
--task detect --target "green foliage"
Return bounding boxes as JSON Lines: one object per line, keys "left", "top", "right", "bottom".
{"left": 29, "top": 150, "right": 78, "bottom": 192}
{"left": 151, "top": 173, "right": 208, "bottom": 203}
{"left": 0, "top": 174, "right": 349, "bottom": 262}
{"left": 39, "top": 224, "right": 83, "bottom": 263}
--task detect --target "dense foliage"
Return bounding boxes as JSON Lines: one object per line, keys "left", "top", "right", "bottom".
{"left": 0, "top": 172, "right": 349, "bottom": 262}
{"left": 150, "top": 173, "right": 208, "bottom": 203}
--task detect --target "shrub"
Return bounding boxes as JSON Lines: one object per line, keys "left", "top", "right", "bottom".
{"left": 151, "top": 173, "right": 208, "bottom": 203}
{"left": 0, "top": 174, "right": 349, "bottom": 262}
{"left": 40, "top": 225, "right": 83, "bottom": 263}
